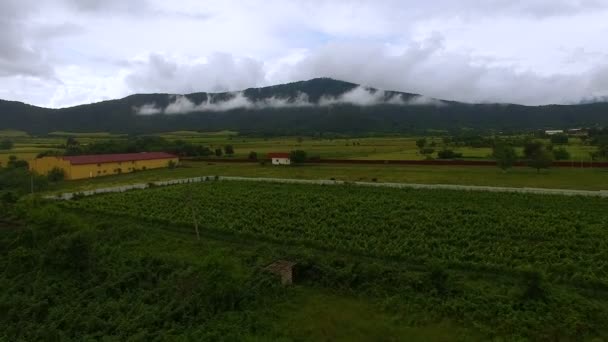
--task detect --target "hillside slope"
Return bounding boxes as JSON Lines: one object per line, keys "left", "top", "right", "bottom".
{"left": 1, "top": 78, "right": 607, "bottom": 134}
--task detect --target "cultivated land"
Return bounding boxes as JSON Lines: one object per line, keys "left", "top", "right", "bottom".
{"left": 3, "top": 130, "right": 608, "bottom": 340}
{"left": 49, "top": 180, "right": 608, "bottom": 339}
{"left": 0, "top": 131, "right": 600, "bottom": 162}
{"left": 46, "top": 161, "right": 608, "bottom": 194}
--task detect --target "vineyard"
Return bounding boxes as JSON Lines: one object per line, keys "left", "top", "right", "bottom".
{"left": 62, "top": 180, "right": 608, "bottom": 287}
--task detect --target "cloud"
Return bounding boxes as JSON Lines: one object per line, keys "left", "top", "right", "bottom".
{"left": 273, "top": 36, "right": 608, "bottom": 105}
{"left": 0, "top": 1, "right": 55, "bottom": 78}
{"left": 135, "top": 92, "right": 310, "bottom": 115}
{"left": 125, "top": 53, "right": 266, "bottom": 94}
{"left": 3, "top": 0, "right": 608, "bottom": 108}
{"left": 134, "top": 85, "right": 443, "bottom": 115}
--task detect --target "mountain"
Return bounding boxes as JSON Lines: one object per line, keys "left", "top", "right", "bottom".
{"left": 1, "top": 78, "right": 607, "bottom": 134}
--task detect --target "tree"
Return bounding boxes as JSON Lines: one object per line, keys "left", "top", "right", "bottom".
{"left": 7, "top": 155, "right": 28, "bottom": 169}
{"left": 550, "top": 134, "right": 568, "bottom": 145}
{"left": 168, "top": 160, "right": 177, "bottom": 169}
{"left": 215, "top": 148, "right": 223, "bottom": 157}
{"left": 248, "top": 151, "right": 258, "bottom": 161}
{"left": 493, "top": 144, "right": 518, "bottom": 171}
{"left": 552, "top": 147, "right": 570, "bottom": 160}
{"left": 416, "top": 138, "right": 427, "bottom": 150}
{"left": 224, "top": 145, "right": 234, "bottom": 155}
{"left": 528, "top": 149, "right": 553, "bottom": 173}
{"left": 47, "top": 167, "right": 65, "bottom": 182}
{"left": 66, "top": 136, "right": 79, "bottom": 147}
{"left": 523, "top": 140, "right": 544, "bottom": 159}
{"left": 437, "top": 149, "right": 462, "bottom": 159}
{"left": 290, "top": 150, "right": 307, "bottom": 164}
{"left": 1, "top": 139, "right": 13, "bottom": 150}
{"left": 420, "top": 148, "right": 435, "bottom": 158}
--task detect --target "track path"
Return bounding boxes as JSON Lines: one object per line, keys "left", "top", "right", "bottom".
{"left": 46, "top": 175, "right": 608, "bottom": 200}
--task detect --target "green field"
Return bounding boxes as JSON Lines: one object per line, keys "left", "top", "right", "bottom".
{"left": 52, "top": 180, "right": 608, "bottom": 339}
{"left": 2, "top": 131, "right": 601, "bottom": 162}
{"left": 49, "top": 161, "right": 608, "bottom": 194}
{"left": 0, "top": 205, "right": 480, "bottom": 340}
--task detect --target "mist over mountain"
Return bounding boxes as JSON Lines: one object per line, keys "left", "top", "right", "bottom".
{"left": 1, "top": 78, "right": 607, "bottom": 135}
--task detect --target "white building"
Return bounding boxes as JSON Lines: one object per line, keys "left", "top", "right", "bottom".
{"left": 545, "top": 130, "right": 564, "bottom": 135}
{"left": 268, "top": 152, "right": 291, "bottom": 165}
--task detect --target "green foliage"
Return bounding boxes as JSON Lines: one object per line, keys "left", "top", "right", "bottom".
{"left": 6, "top": 155, "right": 29, "bottom": 168}
{"left": 524, "top": 140, "right": 553, "bottom": 172}
{"left": 0, "top": 161, "right": 47, "bottom": 195}
{"left": 290, "top": 150, "right": 307, "bottom": 164}
{"left": 437, "top": 149, "right": 462, "bottom": 159}
{"left": 0, "top": 138, "right": 13, "bottom": 150}
{"left": 65, "top": 136, "right": 212, "bottom": 157}
{"left": 529, "top": 149, "right": 553, "bottom": 173}
{"left": 224, "top": 144, "right": 235, "bottom": 155}
{"left": 167, "top": 160, "right": 177, "bottom": 169}
{"left": 552, "top": 147, "right": 571, "bottom": 160}
{"left": 415, "top": 138, "right": 427, "bottom": 149}
{"left": 248, "top": 151, "right": 258, "bottom": 161}
{"left": 47, "top": 167, "right": 65, "bottom": 182}
{"left": 0, "top": 205, "right": 270, "bottom": 341}
{"left": 493, "top": 143, "right": 518, "bottom": 171}
{"left": 62, "top": 181, "right": 608, "bottom": 283}
{"left": 550, "top": 134, "right": 569, "bottom": 145}
{"left": 420, "top": 148, "right": 435, "bottom": 155}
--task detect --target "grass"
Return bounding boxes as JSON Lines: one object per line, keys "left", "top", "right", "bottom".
{"left": 75, "top": 211, "right": 480, "bottom": 341}
{"left": 0, "top": 129, "right": 29, "bottom": 137}
{"left": 49, "top": 161, "right": 608, "bottom": 193}
{"left": 270, "top": 289, "right": 476, "bottom": 341}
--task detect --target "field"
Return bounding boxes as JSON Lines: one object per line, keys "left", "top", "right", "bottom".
{"left": 63, "top": 181, "right": 608, "bottom": 281}
{"left": 50, "top": 161, "right": 608, "bottom": 194}
{"left": 0, "top": 131, "right": 600, "bottom": 164}
{"left": 54, "top": 180, "right": 608, "bottom": 339}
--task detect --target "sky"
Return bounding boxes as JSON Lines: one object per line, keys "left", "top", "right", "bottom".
{"left": 1, "top": 0, "right": 608, "bottom": 108}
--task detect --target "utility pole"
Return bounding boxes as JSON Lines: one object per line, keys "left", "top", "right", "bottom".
{"left": 186, "top": 191, "right": 200, "bottom": 240}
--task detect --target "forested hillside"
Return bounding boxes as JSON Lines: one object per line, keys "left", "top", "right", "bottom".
{"left": 1, "top": 78, "right": 607, "bottom": 134}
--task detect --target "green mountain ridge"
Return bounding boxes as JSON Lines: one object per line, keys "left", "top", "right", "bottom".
{"left": 1, "top": 78, "right": 607, "bottom": 134}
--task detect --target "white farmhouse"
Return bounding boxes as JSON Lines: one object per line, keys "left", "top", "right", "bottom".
{"left": 268, "top": 152, "right": 291, "bottom": 165}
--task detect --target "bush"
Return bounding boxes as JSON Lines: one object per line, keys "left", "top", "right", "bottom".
{"left": 437, "top": 149, "right": 463, "bottom": 159}
{"left": 420, "top": 148, "right": 435, "bottom": 155}
{"left": 224, "top": 145, "right": 234, "bottom": 155}
{"left": 550, "top": 134, "right": 569, "bottom": 145}
{"left": 290, "top": 150, "right": 307, "bottom": 164}
{"left": 168, "top": 160, "right": 177, "bottom": 169}
{"left": 1, "top": 139, "right": 14, "bottom": 150}
{"left": 552, "top": 147, "right": 570, "bottom": 160}
{"left": 47, "top": 167, "right": 65, "bottom": 182}
{"left": 248, "top": 151, "right": 258, "bottom": 161}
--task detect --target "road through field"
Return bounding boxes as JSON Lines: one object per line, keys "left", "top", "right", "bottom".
{"left": 47, "top": 175, "right": 608, "bottom": 200}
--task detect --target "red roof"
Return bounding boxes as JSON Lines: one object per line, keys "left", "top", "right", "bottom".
{"left": 62, "top": 152, "right": 177, "bottom": 165}
{"left": 268, "top": 152, "right": 290, "bottom": 159}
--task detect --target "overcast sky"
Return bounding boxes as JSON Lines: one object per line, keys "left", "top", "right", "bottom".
{"left": 1, "top": 0, "right": 608, "bottom": 108}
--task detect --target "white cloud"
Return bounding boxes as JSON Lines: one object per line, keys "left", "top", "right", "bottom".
{"left": 134, "top": 86, "right": 443, "bottom": 115}
{"left": 2, "top": 0, "right": 608, "bottom": 107}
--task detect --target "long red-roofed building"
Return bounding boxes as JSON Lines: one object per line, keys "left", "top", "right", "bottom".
{"left": 30, "top": 152, "right": 179, "bottom": 180}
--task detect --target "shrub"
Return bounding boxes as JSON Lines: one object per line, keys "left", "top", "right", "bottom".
{"left": 47, "top": 167, "right": 65, "bottom": 182}
{"left": 552, "top": 147, "right": 570, "bottom": 160}
{"left": 437, "top": 149, "right": 463, "bottom": 159}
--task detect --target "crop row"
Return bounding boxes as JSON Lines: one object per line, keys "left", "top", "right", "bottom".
{"left": 62, "top": 181, "right": 608, "bottom": 283}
